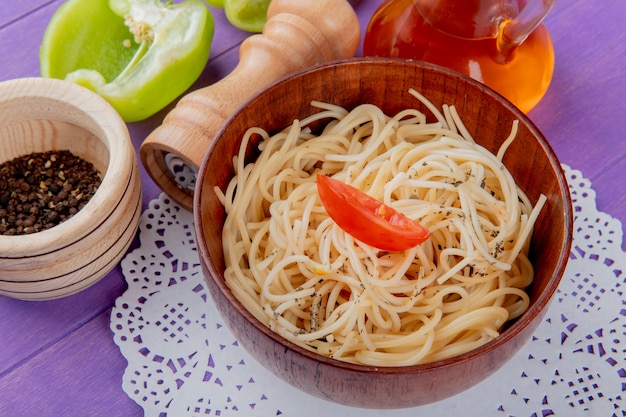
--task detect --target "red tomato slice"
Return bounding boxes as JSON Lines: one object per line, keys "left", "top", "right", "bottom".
{"left": 316, "top": 174, "right": 430, "bottom": 251}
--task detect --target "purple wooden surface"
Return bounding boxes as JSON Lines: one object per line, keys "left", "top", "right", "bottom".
{"left": 529, "top": 0, "right": 626, "bottom": 241}
{"left": 0, "top": 0, "right": 624, "bottom": 416}
{"left": 0, "top": 0, "right": 54, "bottom": 28}
{"left": 1, "top": 311, "right": 138, "bottom": 416}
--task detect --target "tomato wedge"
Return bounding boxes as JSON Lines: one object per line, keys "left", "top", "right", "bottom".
{"left": 316, "top": 174, "right": 430, "bottom": 251}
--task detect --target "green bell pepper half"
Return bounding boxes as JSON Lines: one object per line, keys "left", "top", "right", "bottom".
{"left": 40, "top": 0, "right": 214, "bottom": 122}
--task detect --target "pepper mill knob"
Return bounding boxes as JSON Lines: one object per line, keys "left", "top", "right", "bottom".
{"left": 140, "top": 0, "right": 360, "bottom": 210}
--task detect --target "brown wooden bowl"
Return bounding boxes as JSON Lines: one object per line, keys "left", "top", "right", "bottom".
{"left": 194, "top": 58, "right": 573, "bottom": 408}
{"left": 0, "top": 77, "right": 141, "bottom": 301}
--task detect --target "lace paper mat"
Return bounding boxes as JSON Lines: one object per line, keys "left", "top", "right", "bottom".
{"left": 111, "top": 164, "right": 626, "bottom": 417}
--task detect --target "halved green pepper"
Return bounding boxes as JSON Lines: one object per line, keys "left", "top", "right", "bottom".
{"left": 40, "top": 0, "right": 214, "bottom": 122}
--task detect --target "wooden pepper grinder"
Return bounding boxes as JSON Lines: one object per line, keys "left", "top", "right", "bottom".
{"left": 140, "top": 0, "right": 360, "bottom": 210}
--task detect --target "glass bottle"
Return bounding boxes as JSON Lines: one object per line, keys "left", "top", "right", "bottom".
{"left": 363, "top": 0, "right": 556, "bottom": 113}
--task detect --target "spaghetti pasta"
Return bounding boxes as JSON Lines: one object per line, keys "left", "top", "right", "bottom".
{"left": 215, "top": 89, "right": 546, "bottom": 366}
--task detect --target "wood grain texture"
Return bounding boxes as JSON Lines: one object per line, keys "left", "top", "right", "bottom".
{"left": 194, "top": 59, "right": 573, "bottom": 408}
{"left": 0, "top": 310, "right": 142, "bottom": 416}
{"left": 0, "top": 78, "right": 141, "bottom": 300}
{"left": 0, "top": 0, "right": 53, "bottom": 27}
{"left": 141, "top": 0, "right": 362, "bottom": 210}
{"left": 529, "top": 1, "right": 626, "bottom": 251}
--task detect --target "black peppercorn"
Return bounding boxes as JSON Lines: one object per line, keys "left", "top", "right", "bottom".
{"left": 0, "top": 150, "right": 102, "bottom": 235}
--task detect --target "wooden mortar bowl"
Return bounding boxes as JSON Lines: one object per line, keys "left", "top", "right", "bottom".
{"left": 194, "top": 58, "right": 573, "bottom": 408}
{"left": 0, "top": 77, "right": 141, "bottom": 301}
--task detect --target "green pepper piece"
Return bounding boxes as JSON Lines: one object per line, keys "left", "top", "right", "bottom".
{"left": 224, "top": 0, "right": 271, "bottom": 33}
{"left": 40, "top": 0, "right": 214, "bottom": 122}
{"left": 205, "top": 0, "right": 225, "bottom": 8}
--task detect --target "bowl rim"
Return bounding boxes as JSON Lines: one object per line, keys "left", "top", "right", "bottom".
{"left": 194, "top": 57, "right": 574, "bottom": 374}
{"left": 0, "top": 77, "right": 135, "bottom": 253}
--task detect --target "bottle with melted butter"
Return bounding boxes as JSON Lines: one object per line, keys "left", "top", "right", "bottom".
{"left": 363, "top": 0, "right": 556, "bottom": 113}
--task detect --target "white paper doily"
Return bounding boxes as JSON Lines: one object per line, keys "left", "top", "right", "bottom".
{"left": 111, "top": 164, "right": 625, "bottom": 417}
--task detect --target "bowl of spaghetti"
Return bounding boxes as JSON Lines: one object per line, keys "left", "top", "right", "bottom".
{"left": 194, "top": 58, "right": 573, "bottom": 408}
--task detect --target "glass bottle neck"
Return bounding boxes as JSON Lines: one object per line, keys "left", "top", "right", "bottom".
{"left": 414, "top": 0, "right": 519, "bottom": 39}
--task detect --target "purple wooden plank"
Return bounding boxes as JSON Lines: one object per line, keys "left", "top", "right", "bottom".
{"left": 0, "top": 310, "right": 142, "bottom": 417}
{"left": 0, "top": 0, "right": 56, "bottom": 29}
{"left": 528, "top": 0, "right": 626, "bottom": 250}
{"left": 529, "top": 0, "right": 626, "bottom": 179}
{"left": 0, "top": 272, "right": 128, "bottom": 376}
{"left": 205, "top": 5, "right": 250, "bottom": 57}
{"left": 583, "top": 159, "right": 626, "bottom": 251}
{"left": 0, "top": 4, "right": 52, "bottom": 81}
{"left": 350, "top": 0, "right": 381, "bottom": 56}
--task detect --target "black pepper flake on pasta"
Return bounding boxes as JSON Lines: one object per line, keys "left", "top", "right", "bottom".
{"left": 0, "top": 150, "right": 102, "bottom": 235}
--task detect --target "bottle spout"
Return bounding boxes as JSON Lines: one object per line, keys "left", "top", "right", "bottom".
{"left": 496, "top": 0, "right": 556, "bottom": 62}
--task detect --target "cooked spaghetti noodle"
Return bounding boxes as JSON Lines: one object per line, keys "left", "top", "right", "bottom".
{"left": 215, "top": 89, "right": 546, "bottom": 366}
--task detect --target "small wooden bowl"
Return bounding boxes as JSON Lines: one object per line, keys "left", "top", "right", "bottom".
{"left": 194, "top": 58, "right": 573, "bottom": 408}
{"left": 0, "top": 77, "right": 141, "bottom": 301}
